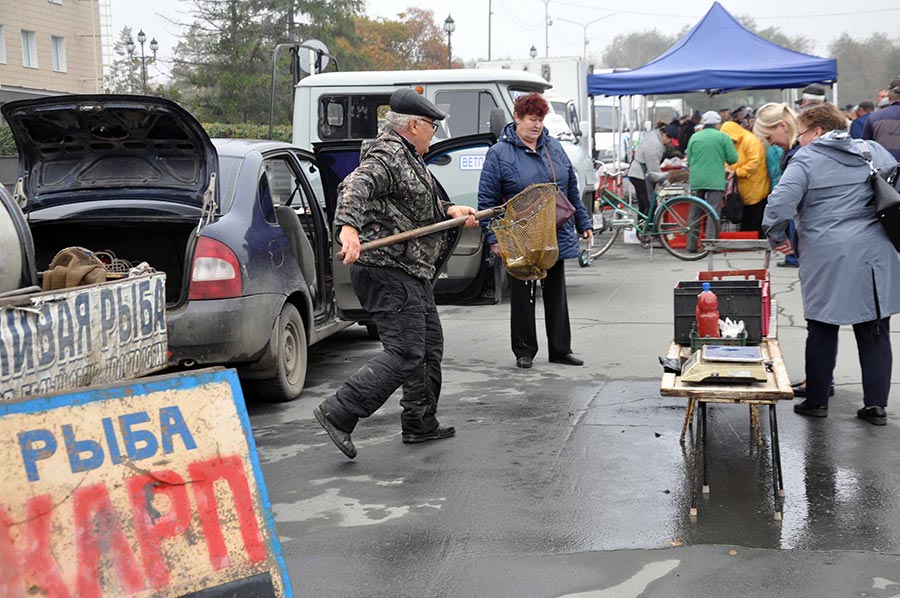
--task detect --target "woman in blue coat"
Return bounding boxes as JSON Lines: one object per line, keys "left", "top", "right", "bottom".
{"left": 478, "top": 93, "right": 593, "bottom": 369}
{"left": 763, "top": 104, "right": 900, "bottom": 425}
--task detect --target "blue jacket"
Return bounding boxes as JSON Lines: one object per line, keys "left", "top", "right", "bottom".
{"left": 477, "top": 123, "right": 592, "bottom": 260}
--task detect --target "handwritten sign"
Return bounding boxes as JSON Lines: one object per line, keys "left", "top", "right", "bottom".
{"left": 0, "top": 273, "right": 168, "bottom": 401}
{"left": 0, "top": 368, "right": 292, "bottom": 597}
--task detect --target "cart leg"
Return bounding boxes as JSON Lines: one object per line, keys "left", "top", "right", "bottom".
{"left": 769, "top": 405, "right": 783, "bottom": 520}
{"left": 750, "top": 405, "right": 763, "bottom": 445}
{"left": 690, "top": 400, "right": 702, "bottom": 518}
{"left": 681, "top": 398, "right": 695, "bottom": 444}
{"left": 701, "top": 402, "right": 709, "bottom": 495}
{"left": 771, "top": 404, "right": 785, "bottom": 496}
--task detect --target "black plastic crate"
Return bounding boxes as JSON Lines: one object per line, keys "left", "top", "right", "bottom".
{"left": 674, "top": 280, "right": 763, "bottom": 344}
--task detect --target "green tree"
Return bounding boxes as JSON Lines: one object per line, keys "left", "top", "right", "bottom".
{"left": 600, "top": 30, "right": 677, "bottom": 69}
{"left": 829, "top": 33, "right": 900, "bottom": 104}
{"left": 169, "top": 0, "right": 361, "bottom": 125}
{"left": 106, "top": 26, "right": 142, "bottom": 93}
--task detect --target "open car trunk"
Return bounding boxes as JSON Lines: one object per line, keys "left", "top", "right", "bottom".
{"left": 29, "top": 216, "right": 198, "bottom": 307}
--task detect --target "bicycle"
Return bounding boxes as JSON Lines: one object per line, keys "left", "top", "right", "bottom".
{"left": 580, "top": 175, "right": 721, "bottom": 264}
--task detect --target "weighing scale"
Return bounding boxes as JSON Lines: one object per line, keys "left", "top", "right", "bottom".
{"left": 680, "top": 345, "right": 768, "bottom": 383}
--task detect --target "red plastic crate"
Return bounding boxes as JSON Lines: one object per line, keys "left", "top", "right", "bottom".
{"left": 697, "top": 269, "right": 770, "bottom": 336}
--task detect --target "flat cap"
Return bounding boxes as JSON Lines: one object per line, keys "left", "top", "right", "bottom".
{"left": 390, "top": 88, "right": 447, "bottom": 120}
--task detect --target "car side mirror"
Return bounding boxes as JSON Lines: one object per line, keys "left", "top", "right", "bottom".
{"left": 489, "top": 108, "right": 507, "bottom": 139}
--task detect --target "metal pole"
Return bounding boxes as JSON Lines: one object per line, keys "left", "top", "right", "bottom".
{"left": 448, "top": 31, "right": 452, "bottom": 68}
{"left": 140, "top": 41, "right": 147, "bottom": 91}
{"left": 544, "top": 0, "right": 550, "bottom": 58}
{"left": 488, "top": 0, "right": 492, "bottom": 61}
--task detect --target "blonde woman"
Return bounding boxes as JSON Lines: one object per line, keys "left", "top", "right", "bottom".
{"left": 754, "top": 103, "right": 800, "bottom": 268}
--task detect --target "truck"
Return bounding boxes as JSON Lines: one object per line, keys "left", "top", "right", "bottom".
{"left": 292, "top": 69, "right": 599, "bottom": 304}
{"left": 476, "top": 57, "right": 591, "bottom": 157}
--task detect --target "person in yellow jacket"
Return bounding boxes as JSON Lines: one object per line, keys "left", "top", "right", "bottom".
{"left": 721, "top": 107, "right": 771, "bottom": 233}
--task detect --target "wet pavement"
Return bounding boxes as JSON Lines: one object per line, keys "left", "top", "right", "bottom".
{"left": 246, "top": 244, "right": 900, "bottom": 597}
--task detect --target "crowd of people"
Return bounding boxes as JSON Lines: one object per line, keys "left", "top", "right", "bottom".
{"left": 627, "top": 77, "right": 900, "bottom": 427}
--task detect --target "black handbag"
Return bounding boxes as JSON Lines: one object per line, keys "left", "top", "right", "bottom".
{"left": 722, "top": 177, "right": 744, "bottom": 225}
{"left": 859, "top": 143, "right": 900, "bottom": 252}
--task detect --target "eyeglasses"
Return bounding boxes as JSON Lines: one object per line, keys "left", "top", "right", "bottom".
{"left": 421, "top": 118, "right": 439, "bottom": 133}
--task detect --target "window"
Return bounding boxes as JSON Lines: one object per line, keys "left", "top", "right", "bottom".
{"left": 0, "top": 26, "right": 6, "bottom": 64}
{"left": 21, "top": 30, "right": 37, "bottom": 67}
{"left": 51, "top": 36, "right": 66, "bottom": 72}
{"left": 433, "top": 90, "right": 499, "bottom": 138}
{"left": 318, "top": 94, "right": 391, "bottom": 140}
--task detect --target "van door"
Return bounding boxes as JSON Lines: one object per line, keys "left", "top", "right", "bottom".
{"left": 315, "top": 134, "right": 494, "bottom": 319}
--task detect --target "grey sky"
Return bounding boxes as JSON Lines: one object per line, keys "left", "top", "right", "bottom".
{"left": 111, "top": 0, "right": 899, "bottom": 81}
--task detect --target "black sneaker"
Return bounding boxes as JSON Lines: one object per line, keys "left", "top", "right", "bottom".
{"left": 402, "top": 426, "right": 456, "bottom": 444}
{"left": 792, "top": 382, "right": 835, "bottom": 398}
{"left": 793, "top": 400, "right": 828, "bottom": 418}
{"left": 857, "top": 406, "right": 887, "bottom": 426}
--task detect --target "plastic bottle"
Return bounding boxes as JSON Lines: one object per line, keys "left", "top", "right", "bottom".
{"left": 695, "top": 282, "right": 720, "bottom": 338}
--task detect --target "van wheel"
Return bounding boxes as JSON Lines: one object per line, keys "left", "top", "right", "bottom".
{"left": 255, "top": 303, "right": 307, "bottom": 403}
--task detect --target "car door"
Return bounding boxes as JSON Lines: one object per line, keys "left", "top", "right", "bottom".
{"left": 423, "top": 134, "right": 498, "bottom": 302}
{"left": 315, "top": 134, "right": 491, "bottom": 320}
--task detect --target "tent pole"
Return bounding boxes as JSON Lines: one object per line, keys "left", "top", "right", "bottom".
{"left": 832, "top": 81, "right": 838, "bottom": 106}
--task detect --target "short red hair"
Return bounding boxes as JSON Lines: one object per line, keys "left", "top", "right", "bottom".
{"left": 514, "top": 93, "right": 549, "bottom": 119}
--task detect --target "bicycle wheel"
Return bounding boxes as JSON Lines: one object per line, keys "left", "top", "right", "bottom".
{"left": 654, "top": 197, "right": 720, "bottom": 261}
{"left": 590, "top": 206, "right": 621, "bottom": 258}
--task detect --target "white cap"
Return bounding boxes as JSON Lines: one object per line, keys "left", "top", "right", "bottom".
{"left": 700, "top": 111, "right": 721, "bottom": 126}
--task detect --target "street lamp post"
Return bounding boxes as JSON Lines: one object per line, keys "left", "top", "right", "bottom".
{"left": 126, "top": 29, "right": 158, "bottom": 92}
{"left": 444, "top": 15, "right": 455, "bottom": 69}
{"left": 554, "top": 14, "right": 616, "bottom": 61}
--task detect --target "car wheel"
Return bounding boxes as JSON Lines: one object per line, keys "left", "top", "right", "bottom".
{"left": 255, "top": 303, "right": 307, "bottom": 403}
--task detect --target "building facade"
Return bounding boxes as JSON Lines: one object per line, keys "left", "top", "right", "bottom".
{"left": 0, "top": 0, "right": 103, "bottom": 107}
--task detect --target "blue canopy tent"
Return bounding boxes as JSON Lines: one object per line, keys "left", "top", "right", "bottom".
{"left": 587, "top": 2, "right": 837, "bottom": 96}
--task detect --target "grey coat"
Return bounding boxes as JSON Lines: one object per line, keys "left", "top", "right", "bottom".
{"left": 627, "top": 129, "right": 665, "bottom": 180}
{"left": 763, "top": 131, "right": 900, "bottom": 325}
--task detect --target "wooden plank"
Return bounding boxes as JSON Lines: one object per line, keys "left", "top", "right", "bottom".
{"left": 660, "top": 338, "right": 793, "bottom": 402}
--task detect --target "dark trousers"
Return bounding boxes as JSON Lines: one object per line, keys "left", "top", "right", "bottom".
{"left": 323, "top": 266, "right": 443, "bottom": 435}
{"left": 686, "top": 189, "right": 723, "bottom": 252}
{"left": 740, "top": 198, "right": 767, "bottom": 234}
{"left": 805, "top": 318, "right": 892, "bottom": 407}
{"left": 629, "top": 175, "right": 652, "bottom": 216}
{"left": 509, "top": 260, "right": 572, "bottom": 360}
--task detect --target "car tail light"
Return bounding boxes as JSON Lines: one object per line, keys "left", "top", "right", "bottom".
{"left": 189, "top": 237, "right": 242, "bottom": 300}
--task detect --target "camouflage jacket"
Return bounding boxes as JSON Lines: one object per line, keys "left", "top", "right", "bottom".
{"left": 334, "top": 128, "right": 453, "bottom": 280}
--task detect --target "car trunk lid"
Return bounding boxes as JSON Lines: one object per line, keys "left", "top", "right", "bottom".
{"left": 1, "top": 95, "right": 219, "bottom": 214}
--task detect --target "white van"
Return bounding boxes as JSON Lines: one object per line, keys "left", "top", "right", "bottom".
{"left": 293, "top": 69, "right": 598, "bottom": 304}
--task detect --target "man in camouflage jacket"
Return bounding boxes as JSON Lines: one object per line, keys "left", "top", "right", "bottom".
{"left": 314, "top": 89, "right": 478, "bottom": 459}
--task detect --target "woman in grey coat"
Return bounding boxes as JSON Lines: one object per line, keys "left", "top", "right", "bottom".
{"left": 763, "top": 104, "right": 900, "bottom": 425}
{"left": 626, "top": 124, "right": 671, "bottom": 216}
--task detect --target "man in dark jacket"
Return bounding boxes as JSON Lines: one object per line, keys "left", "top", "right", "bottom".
{"left": 314, "top": 89, "right": 477, "bottom": 459}
{"left": 863, "top": 77, "right": 900, "bottom": 160}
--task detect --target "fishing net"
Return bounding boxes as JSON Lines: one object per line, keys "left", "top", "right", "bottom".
{"left": 489, "top": 183, "right": 559, "bottom": 281}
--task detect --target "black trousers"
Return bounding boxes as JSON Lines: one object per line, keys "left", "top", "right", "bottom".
{"left": 323, "top": 265, "right": 443, "bottom": 435}
{"left": 629, "top": 175, "right": 652, "bottom": 216}
{"left": 509, "top": 260, "right": 572, "bottom": 360}
{"left": 805, "top": 318, "right": 892, "bottom": 407}
{"left": 686, "top": 189, "right": 723, "bottom": 252}
{"left": 740, "top": 198, "right": 767, "bottom": 234}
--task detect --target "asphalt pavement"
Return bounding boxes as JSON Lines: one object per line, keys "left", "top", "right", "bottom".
{"left": 246, "top": 242, "right": 900, "bottom": 598}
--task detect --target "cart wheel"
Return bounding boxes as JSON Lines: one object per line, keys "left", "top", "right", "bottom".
{"left": 578, "top": 249, "right": 592, "bottom": 268}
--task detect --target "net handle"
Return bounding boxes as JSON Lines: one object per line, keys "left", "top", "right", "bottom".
{"left": 354, "top": 205, "right": 505, "bottom": 254}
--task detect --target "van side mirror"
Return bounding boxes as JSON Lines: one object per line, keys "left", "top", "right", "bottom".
{"left": 489, "top": 108, "right": 507, "bottom": 139}
{"left": 567, "top": 104, "right": 582, "bottom": 138}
